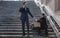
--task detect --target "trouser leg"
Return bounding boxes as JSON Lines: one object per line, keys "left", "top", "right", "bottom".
{"left": 21, "top": 20, "right": 25, "bottom": 36}
{"left": 38, "top": 27, "right": 41, "bottom": 35}
{"left": 27, "top": 24, "right": 29, "bottom": 35}
{"left": 26, "top": 19, "right": 29, "bottom": 35}
{"left": 45, "top": 28, "right": 48, "bottom": 35}
{"left": 45, "top": 25, "right": 48, "bottom": 35}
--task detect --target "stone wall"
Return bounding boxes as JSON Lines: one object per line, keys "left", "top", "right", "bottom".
{"left": 46, "top": 0, "right": 55, "bottom": 12}
{"left": 45, "top": 0, "right": 60, "bottom": 11}
{"left": 41, "top": 0, "right": 55, "bottom": 12}
{"left": 57, "top": 0, "right": 60, "bottom": 10}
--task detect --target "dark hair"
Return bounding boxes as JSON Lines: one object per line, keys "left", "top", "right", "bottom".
{"left": 42, "top": 13, "right": 46, "bottom": 16}
{"left": 23, "top": 2, "right": 26, "bottom": 5}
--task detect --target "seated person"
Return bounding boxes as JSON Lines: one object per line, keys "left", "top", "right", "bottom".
{"left": 37, "top": 14, "right": 48, "bottom": 36}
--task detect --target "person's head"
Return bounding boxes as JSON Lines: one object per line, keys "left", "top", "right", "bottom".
{"left": 23, "top": 2, "right": 28, "bottom": 7}
{"left": 42, "top": 13, "right": 46, "bottom": 17}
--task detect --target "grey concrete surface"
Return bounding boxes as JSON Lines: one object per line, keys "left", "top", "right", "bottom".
{"left": 0, "top": 1, "right": 54, "bottom": 38}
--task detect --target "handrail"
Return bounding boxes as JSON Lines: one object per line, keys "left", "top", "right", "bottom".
{"left": 52, "top": 16, "right": 60, "bottom": 27}
{"left": 47, "top": 16, "right": 60, "bottom": 38}
{"left": 34, "top": 0, "right": 60, "bottom": 38}
{"left": 43, "top": 8, "right": 60, "bottom": 38}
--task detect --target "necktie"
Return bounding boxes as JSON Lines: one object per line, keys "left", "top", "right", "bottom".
{"left": 25, "top": 7, "right": 26, "bottom": 10}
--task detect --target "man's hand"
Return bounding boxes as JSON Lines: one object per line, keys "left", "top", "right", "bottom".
{"left": 32, "top": 16, "right": 34, "bottom": 18}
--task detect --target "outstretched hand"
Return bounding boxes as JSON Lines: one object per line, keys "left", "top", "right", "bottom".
{"left": 32, "top": 16, "right": 35, "bottom": 18}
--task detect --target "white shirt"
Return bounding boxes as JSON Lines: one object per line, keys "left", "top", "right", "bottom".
{"left": 23, "top": 6, "right": 27, "bottom": 10}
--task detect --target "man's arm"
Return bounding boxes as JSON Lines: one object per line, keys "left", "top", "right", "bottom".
{"left": 28, "top": 8, "right": 34, "bottom": 18}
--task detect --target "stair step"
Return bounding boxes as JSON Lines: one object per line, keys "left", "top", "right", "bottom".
{"left": 0, "top": 32, "right": 33, "bottom": 35}
{"left": 48, "top": 32, "right": 55, "bottom": 35}
{"left": 48, "top": 29, "right": 54, "bottom": 32}
{"left": 0, "top": 22, "right": 21, "bottom": 23}
{"left": 0, "top": 29, "right": 32, "bottom": 30}
{"left": 48, "top": 29, "right": 53, "bottom": 30}
{"left": 0, "top": 32, "right": 33, "bottom": 33}
{"left": 0, "top": 25, "right": 32, "bottom": 27}
{"left": 0, "top": 24, "right": 31, "bottom": 26}
{"left": 48, "top": 26, "right": 52, "bottom": 29}
{"left": 0, "top": 29, "right": 32, "bottom": 32}
{"left": 0, "top": 35, "right": 33, "bottom": 37}
{"left": 48, "top": 35, "right": 57, "bottom": 38}
{"left": 0, "top": 26, "right": 32, "bottom": 29}
{"left": 0, "top": 24, "right": 21, "bottom": 25}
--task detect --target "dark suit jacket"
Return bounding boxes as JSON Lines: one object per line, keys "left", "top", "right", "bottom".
{"left": 19, "top": 7, "right": 33, "bottom": 20}
{"left": 37, "top": 17, "right": 47, "bottom": 29}
{"left": 40, "top": 17, "right": 48, "bottom": 29}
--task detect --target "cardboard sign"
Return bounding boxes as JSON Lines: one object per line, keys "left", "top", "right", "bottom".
{"left": 34, "top": 22, "right": 41, "bottom": 27}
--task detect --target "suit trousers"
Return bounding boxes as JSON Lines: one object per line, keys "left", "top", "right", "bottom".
{"left": 21, "top": 19, "right": 29, "bottom": 36}
{"left": 38, "top": 25, "right": 48, "bottom": 35}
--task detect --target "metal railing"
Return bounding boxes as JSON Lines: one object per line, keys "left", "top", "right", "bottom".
{"left": 34, "top": 0, "right": 60, "bottom": 38}
{"left": 47, "top": 16, "right": 60, "bottom": 38}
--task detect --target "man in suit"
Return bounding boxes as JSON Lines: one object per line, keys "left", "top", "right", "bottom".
{"left": 19, "top": 2, "right": 34, "bottom": 37}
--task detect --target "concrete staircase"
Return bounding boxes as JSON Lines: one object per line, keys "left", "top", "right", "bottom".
{"left": 0, "top": 23, "right": 33, "bottom": 38}
{"left": 0, "top": 1, "right": 41, "bottom": 38}
{"left": 32, "top": 20, "right": 57, "bottom": 38}
{"left": 48, "top": 24, "right": 57, "bottom": 38}
{"left": 0, "top": 1, "right": 57, "bottom": 38}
